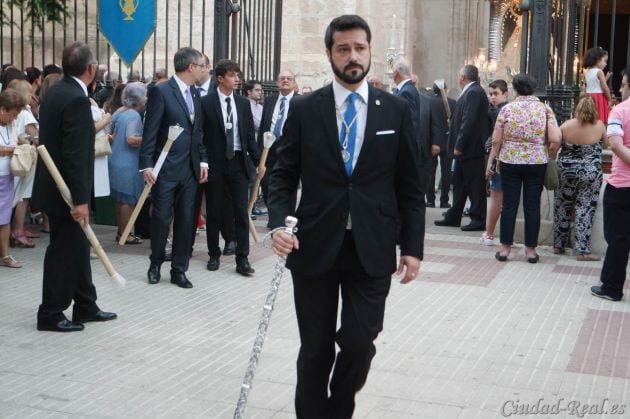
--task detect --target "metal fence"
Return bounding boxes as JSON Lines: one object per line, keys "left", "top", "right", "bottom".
{"left": 0, "top": 0, "right": 283, "bottom": 85}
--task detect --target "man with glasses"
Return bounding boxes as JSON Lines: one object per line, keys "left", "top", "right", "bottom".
{"left": 259, "top": 70, "right": 299, "bottom": 212}
{"left": 140, "top": 47, "right": 208, "bottom": 289}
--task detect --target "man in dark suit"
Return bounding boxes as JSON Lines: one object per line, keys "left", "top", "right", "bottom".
{"left": 434, "top": 65, "right": 488, "bottom": 231}
{"left": 427, "top": 81, "right": 456, "bottom": 208}
{"left": 33, "top": 42, "right": 116, "bottom": 332}
{"left": 201, "top": 59, "right": 261, "bottom": 276}
{"left": 140, "top": 47, "right": 208, "bottom": 289}
{"left": 258, "top": 69, "right": 298, "bottom": 207}
{"left": 269, "top": 15, "right": 424, "bottom": 417}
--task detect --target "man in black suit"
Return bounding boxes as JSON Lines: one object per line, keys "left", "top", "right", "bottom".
{"left": 427, "top": 81, "right": 456, "bottom": 208}
{"left": 434, "top": 65, "right": 488, "bottom": 231}
{"left": 201, "top": 59, "right": 261, "bottom": 276}
{"left": 269, "top": 15, "right": 424, "bottom": 417}
{"left": 258, "top": 69, "right": 298, "bottom": 207}
{"left": 33, "top": 42, "right": 116, "bottom": 332}
{"left": 140, "top": 47, "right": 208, "bottom": 289}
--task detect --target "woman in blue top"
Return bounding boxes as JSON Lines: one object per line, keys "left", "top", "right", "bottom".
{"left": 108, "top": 82, "right": 147, "bottom": 244}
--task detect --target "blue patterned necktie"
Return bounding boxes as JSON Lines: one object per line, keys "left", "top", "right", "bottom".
{"left": 184, "top": 87, "right": 194, "bottom": 115}
{"left": 273, "top": 96, "right": 287, "bottom": 138}
{"left": 340, "top": 92, "right": 358, "bottom": 176}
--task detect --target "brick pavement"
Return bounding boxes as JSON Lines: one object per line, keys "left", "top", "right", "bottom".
{"left": 1, "top": 207, "right": 629, "bottom": 418}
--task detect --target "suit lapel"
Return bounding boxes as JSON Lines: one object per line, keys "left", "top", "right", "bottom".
{"left": 352, "top": 86, "right": 379, "bottom": 177}
{"left": 318, "top": 86, "right": 347, "bottom": 178}
{"left": 212, "top": 91, "right": 227, "bottom": 135}
{"left": 169, "top": 78, "right": 192, "bottom": 125}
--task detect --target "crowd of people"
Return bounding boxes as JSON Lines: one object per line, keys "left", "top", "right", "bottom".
{"left": 1, "top": 15, "right": 629, "bottom": 416}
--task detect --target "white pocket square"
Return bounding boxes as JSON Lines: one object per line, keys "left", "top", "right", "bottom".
{"left": 376, "top": 130, "right": 395, "bottom": 136}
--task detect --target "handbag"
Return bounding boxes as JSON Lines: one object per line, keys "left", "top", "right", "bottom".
{"left": 10, "top": 144, "right": 37, "bottom": 177}
{"left": 94, "top": 134, "right": 112, "bottom": 158}
{"left": 542, "top": 104, "right": 559, "bottom": 190}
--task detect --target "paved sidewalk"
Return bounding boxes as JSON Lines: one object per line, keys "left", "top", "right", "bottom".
{"left": 1, "top": 208, "right": 629, "bottom": 418}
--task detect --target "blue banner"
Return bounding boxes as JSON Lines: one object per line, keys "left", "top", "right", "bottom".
{"left": 98, "top": 0, "right": 156, "bottom": 66}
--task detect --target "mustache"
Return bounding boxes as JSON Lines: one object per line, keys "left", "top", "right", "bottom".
{"left": 344, "top": 62, "right": 364, "bottom": 72}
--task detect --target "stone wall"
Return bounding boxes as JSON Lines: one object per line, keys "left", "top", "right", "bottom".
{"left": 1, "top": 0, "right": 488, "bottom": 91}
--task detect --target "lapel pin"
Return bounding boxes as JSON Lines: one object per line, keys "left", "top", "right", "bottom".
{"left": 375, "top": 99, "right": 381, "bottom": 106}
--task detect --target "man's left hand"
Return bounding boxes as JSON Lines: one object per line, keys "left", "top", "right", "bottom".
{"left": 397, "top": 255, "right": 421, "bottom": 284}
{"left": 199, "top": 167, "right": 208, "bottom": 184}
{"left": 454, "top": 148, "right": 462, "bottom": 156}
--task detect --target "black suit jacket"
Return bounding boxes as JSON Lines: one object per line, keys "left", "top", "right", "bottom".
{"left": 201, "top": 90, "right": 260, "bottom": 181}
{"left": 258, "top": 92, "right": 299, "bottom": 170}
{"left": 32, "top": 76, "right": 94, "bottom": 216}
{"left": 268, "top": 84, "right": 425, "bottom": 277}
{"left": 429, "top": 94, "right": 456, "bottom": 149}
{"left": 139, "top": 77, "right": 207, "bottom": 180}
{"left": 447, "top": 82, "right": 489, "bottom": 160}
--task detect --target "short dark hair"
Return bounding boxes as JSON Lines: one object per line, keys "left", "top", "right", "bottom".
{"left": 0, "top": 67, "right": 26, "bottom": 91}
{"left": 489, "top": 79, "right": 508, "bottom": 93}
{"left": 214, "top": 59, "right": 240, "bottom": 78}
{"left": 460, "top": 65, "right": 479, "bottom": 83}
{"left": 62, "top": 42, "right": 94, "bottom": 77}
{"left": 583, "top": 47, "right": 608, "bottom": 68}
{"left": 243, "top": 79, "right": 261, "bottom": 95}
{"left": 512, "top": 73, "right": 536, "bottom": 96}
{"left": 42, "top": 64, "right": 62, "bottom": 78}
{"left": 324, "top": 14, "right": 371, "bottom": 51}
{"left": 173, "top": 47, "right": 202, "bottom": 73}
{"left": 24, "top": 67, "right": 41, "bottom": 85}
{"left": 621, "top": 68, "right": 630, "bottom": 81}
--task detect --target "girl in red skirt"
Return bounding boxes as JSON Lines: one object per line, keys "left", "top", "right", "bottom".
{"left": 583, "top": 47, "right": 612, "bottom": 123}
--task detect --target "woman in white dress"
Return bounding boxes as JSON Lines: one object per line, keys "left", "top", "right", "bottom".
{"left": 6, "top": 79, "right": 39, "bottom": 248}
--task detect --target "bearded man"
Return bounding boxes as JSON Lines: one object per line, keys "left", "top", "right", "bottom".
{"left": 268, "top": 14, "right": 424, "bottom": 418}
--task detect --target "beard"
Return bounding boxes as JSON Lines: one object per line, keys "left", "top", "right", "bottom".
{"left": 331, "top": 59, "right": 371, "bottom": 85}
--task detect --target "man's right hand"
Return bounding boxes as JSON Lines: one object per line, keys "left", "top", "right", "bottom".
{"left": 71, "top": 204, "right": 90, "bottom": 228}
{"left": 431, "top": 145, "right": 440, "bottom": 156}
{"left": 143, "top": 169, "right": 156, "bottom": 186}
{"left": 271, "top": 230, "right": 299, "bottom": 257}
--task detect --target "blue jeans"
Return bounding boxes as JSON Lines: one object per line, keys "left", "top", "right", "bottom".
{"left": 499, "top": 162, "right": 546, "bottom": 247}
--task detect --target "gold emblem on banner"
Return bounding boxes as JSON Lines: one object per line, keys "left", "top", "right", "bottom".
{"left": 119, "top": 0, "right": 140, "bottom": 21}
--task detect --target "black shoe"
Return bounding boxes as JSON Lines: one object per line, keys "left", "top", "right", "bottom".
{"left": 223, "top": 241, "right": 237, "bottom": 256}
{"left": 440, "top": 203, "right": 451, "bottom": 209}
{"left": 37, "top": 318, "right": 84, "bottom": 332}
{"left": 591, "top": 286, "right": 622, "bottom": 301}
{"left": 434, "top": 218, "right": 460, "bottom": 227}
{"left": 207, "top": 256, "right": 220, "bottom": 271}
{"left": 73, "top": 310, "right": 117, "bottom": 323}
{"left": 426, "top": 202, "right": 436, "bottom": 208}
{"left": 252, "top": 206, "right": 268, "bottom": 216}
{"left": 251, "top": 214, "right": 257, "bottom": 221}
{"left": 170, "top": 272, "right": 193, "bottom": 288}
{"left": 461, "top": 223, "right": 485, "bottom": 232}
{"left": 236, "top": 258, "right": 255, "bottom": 276}
{"left": 494, "top": 252, "right": 508, "bottom": 262}
{"left": 527, "top": 254, "right": 540, "bottom": 264}
{"left": 148, "top": 264, "right": 161, "bottom": 284}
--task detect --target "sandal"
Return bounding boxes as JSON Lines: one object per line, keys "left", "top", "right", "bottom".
{"left": 0, "top": 255, "right": 22, "bottom": 268}
{"left": 116, "top": 233, "right": 143, "bottom": 245}
{"left": 576, "top": 253, "right": 601, "bottom": 262}
{"left": 9, "top": 234, "right": 35, "bottom": 248}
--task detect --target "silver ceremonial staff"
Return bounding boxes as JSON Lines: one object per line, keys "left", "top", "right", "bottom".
{"left": 234, "top": 215, "right": 298, "bottom": 418}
